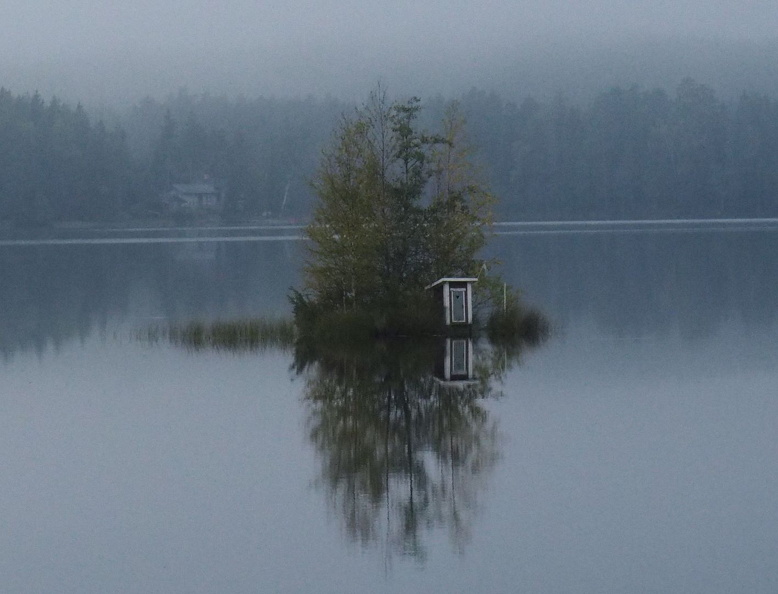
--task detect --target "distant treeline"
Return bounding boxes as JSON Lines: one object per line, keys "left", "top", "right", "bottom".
{"left": 1, "top": 79, "right": 778, "bottom": 224}
{"left": 0, "top": 89, "right": 130, "bottom": 224}
{"left": 463, "top": 79, "right": 778, "bottom": 220}
{"left": 121, "top": 92, "right": 343, "bottom": 220}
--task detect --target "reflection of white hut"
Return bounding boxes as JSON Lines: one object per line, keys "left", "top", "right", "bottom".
{"left": 426, "top": 277, "right": 478, "bottom": 327}
{"left": 434, "top": 338, "right": 478, "bottom": 386}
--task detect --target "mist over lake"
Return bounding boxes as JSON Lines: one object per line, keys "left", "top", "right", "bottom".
{"left": 2, "top": 1, "right": 778, "bottom": 590}
{"left": 2, "top": 1, "right": 778, "bottom": 104}
{"left": 1, "top": 224, "right": 776, "bottom": 593}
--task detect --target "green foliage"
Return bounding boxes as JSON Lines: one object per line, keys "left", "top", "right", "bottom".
{"left": 290, "top": 287, "right": 441, "bottom": 340}
{"left": 485, "top": 287, "right": 551, "bottom": 348}
{"left": 300, "top": 88, "right": 496, "bottom": 332}
{"left": 290, "top": 288, "right": 376, "bottom": 343}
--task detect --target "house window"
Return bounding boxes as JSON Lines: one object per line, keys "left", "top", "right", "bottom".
{"left": 450, "top": 288, "right": 467, "bottom": 323}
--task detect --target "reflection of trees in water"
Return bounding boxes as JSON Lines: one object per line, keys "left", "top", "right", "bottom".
{"left": 0, "top": 245, "right": 130, "bottom": 360}
{"left": 0, "top": 240, "right": 300, "bottom": 360}
{"left": 5, "top": 229, "right": 778, "bottom": 360}
{"left": 492, "top": 230, "right": 778, "bottom": 339}
{"left": 298, "top": 340, "right": 515, "bottom": 561}
{"left": 144, "top": 296, "right": 546, "bottom": 560}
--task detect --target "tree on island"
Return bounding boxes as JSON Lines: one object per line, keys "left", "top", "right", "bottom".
{"left": 293, "top": 87, "right": 528, "bottom": 338}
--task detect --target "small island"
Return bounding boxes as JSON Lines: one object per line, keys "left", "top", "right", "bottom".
{"left": 144, "top": 88, "right": 549, "bottom": 353}
{"left": 291, "top": 87, "right": 545, "bottom": 344}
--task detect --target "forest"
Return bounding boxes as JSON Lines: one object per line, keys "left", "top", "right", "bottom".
{"left": 1, "top": 78, "right": 778, "bottom": 225}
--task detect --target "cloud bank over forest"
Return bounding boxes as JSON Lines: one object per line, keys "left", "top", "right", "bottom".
{"left": 1, "top": 1, "right": 777, "bottom": 104}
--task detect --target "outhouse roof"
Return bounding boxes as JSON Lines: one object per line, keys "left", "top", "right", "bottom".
{"left": 425, "top": 277, "right": 478, "bottom": 290}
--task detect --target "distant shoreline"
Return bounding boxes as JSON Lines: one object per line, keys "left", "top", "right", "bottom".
{"left": 3, "top": 216, "right": 778, "bottom": 236}
{"left": 2, "top": 217, "right": 778, "bottom": 247}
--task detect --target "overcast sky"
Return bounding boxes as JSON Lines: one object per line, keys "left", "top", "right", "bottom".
{"left": 1, "top": 1, "right": 777, "bottom": 103}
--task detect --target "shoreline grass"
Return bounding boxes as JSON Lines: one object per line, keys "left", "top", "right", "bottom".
{"left": 140, "top": 317, "right": 296, "bottom": 352}
{"left": 138, "top": 304, "right": 550, "bottom": 355}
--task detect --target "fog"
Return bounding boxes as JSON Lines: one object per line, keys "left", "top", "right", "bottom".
{"left": 2, "top": 0, "right": 778, "bottom": 105}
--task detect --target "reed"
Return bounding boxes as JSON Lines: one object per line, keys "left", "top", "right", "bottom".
{"left": 485, "top": 303, "right": 551, "bottom": 346}
{"left": 143, "top": 317, "right": 296, "bottom": 352}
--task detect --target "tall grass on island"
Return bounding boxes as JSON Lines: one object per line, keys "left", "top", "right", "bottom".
{"left": 484, "top": 286, "right": 551, "bottom": 349}
{"left": 486, "top": 303, "right": 550, "bottom": 347}
{"left": 289, "top": 288, "right": 443, "bottom": 342}
{"left": 291, "top": 285, "right": 551, "bottom": 347}
{"left": 138, "top": 290, "right": 550, "bottom": 355}
{"left": 141, "top": 317, "right": 296, "bottom": 352}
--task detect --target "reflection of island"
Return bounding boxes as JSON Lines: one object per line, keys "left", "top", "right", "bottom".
{"left": 295, "top": 337, "right": 528, "bottom": 561}
{"left": 142, "top": 294, "right": 548, "bottom": 559}
{"left": 5, "top": 230, "right": 778, "bottom": 361}
{"left": 492, "top": 230, "right": 778, "bottom": 339}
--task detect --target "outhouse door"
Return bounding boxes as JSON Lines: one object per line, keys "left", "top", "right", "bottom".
{"left": 450, "top": 288, "right": 467, "bottom": 323}
{"left": 451, "top": 338, "right": 469, "bottom": 376}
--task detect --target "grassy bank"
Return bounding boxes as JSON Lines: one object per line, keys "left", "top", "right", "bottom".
{"left": 141, "top": 317, "right": 296, "bottom": 352}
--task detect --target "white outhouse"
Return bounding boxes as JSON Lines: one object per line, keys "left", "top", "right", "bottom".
{"left": 425, "top": 277, "right": 478, "bottom": 327}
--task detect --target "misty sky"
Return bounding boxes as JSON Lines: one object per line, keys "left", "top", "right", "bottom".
{"left": 1, "top": 1, "right": 777, "bottom": 104}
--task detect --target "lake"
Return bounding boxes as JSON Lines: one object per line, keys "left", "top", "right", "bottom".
{"left": 1, "top": 222, "right": 777, "bottom": 593}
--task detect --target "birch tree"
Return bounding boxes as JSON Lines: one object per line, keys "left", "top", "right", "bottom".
{"left": 301, "top": 88, "right": 495, "bottom": 321}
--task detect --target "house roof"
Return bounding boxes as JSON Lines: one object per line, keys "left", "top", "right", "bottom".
{"left": 425, "top": 277, "right": 478, "bottom": 290}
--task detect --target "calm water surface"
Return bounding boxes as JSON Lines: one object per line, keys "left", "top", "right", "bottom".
{"left": 1, "top": 225, "right": 776, "bottom": 593}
